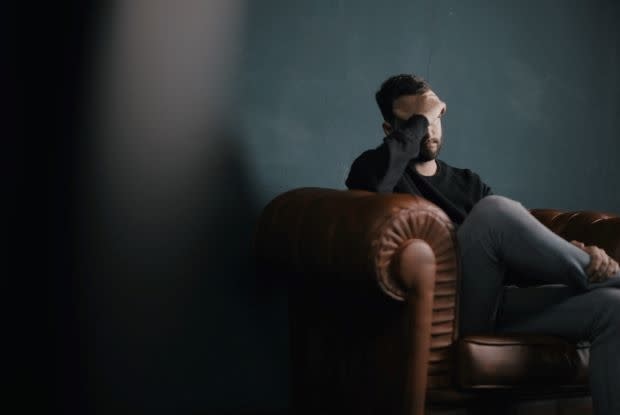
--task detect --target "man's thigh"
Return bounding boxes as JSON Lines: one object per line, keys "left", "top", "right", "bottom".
{"left": 496, "top": 287, "right": 620, "bottom": 340}
{"left": 497, "top": 284, "right": 578, "bottom": 329}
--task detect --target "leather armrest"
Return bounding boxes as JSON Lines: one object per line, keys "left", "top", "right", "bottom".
{"left": 255, "top": 187, "right": 461, "bottom": 413}
{"left": 254, "top": 187, "right": 458, "bottom": 300}
{"left": 530, "top": 209, "right": 620, "bottom": 261}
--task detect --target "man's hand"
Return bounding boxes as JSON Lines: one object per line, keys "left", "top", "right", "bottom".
{"left": 392, "top": 90, "right": 447, "bottom": 125}
{"left": 570, "top": 240, "right": 620, "bottom": 282}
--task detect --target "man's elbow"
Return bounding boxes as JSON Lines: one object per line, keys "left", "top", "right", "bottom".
{"left": 345, "top": 176, "right": 387, "bottom": 193}
{"left": 345, "top": 173, "right": 373, "bottom": 192}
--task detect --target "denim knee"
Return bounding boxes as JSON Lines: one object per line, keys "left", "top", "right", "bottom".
{"left": 474, "top": 195, "right": 520, "bottom": 211}
{"left": 469, "top": 195, "right": 524, "bottom": 221}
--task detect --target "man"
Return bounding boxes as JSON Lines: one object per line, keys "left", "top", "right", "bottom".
{"left": 345, "top": 74, "right": 620, "bottom": 415}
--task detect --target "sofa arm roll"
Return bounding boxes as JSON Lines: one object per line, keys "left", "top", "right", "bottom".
{"left": 254, "top": 187, "right": 458, "bottom": 301}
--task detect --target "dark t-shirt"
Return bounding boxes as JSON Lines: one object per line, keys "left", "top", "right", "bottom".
{"left": 345, "top": 114, "right": 493, "bottom": 225}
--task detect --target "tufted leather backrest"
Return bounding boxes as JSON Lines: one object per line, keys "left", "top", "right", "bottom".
{"left": 530, "top": 209, "right": 620, "bottom": 261}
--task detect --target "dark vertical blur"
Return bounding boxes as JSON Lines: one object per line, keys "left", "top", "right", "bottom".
{"left": 28, "top": 1, "right": 264, "bottom": 413}
{"left": 81, "top": 1, "right": 253, "bottom": 413}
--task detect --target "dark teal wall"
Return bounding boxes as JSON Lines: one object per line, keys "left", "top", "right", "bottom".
{"left": 240, "top": 0, "right": 620, "bottom": 213}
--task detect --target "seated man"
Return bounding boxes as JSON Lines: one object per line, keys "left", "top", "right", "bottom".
{"left": 345, "top": 73, "right": 620, "bottom": 415}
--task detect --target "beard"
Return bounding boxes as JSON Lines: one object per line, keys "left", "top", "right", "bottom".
{"left": 416, "top": 138, "right": 442, "bottom": 162}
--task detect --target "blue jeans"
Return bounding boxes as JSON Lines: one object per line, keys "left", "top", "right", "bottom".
{"left": 457, "top": 195, "right": 620, "bottom": 415}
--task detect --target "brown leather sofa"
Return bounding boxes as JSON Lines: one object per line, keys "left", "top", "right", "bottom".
{"left": 253, "top": 187, "right": 620, "bottom": 415}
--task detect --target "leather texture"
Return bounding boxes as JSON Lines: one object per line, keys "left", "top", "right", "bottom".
{"left": 456, "top": 335, "right": 590, "bottom": 389}
{"left": 254, "top": 187, "right": 620, "bottom": 414}
{"left": 530, "top": 208, "right": 620, "bottom": 261}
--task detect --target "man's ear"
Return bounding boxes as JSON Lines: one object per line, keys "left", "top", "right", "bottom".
{"left": 382, "top": 121, "right": 393, "bottom": 136}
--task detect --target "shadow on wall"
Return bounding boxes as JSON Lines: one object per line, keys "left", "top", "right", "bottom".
{"left": 191, "top": 133, "right": 289, "bottom": 411}
{"left": 76, "top": 128, "right": 289, "bottom": 413}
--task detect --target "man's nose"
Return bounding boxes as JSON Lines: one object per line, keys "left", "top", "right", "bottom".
{"left": 427, "top": 125, "right": 436, "bottom": 137}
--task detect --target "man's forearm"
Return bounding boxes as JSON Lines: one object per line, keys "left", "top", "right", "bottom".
{"left": 345, "top": 115, "right": 429, "bottom": 192}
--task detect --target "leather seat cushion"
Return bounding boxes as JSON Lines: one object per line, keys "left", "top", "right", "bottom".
{"left": 456, "top": 335, "right": 590, "bottom": 390}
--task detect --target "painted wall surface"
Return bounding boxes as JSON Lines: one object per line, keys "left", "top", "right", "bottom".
{"left": 240, "top": 0, "right": 619, "bottom": 213}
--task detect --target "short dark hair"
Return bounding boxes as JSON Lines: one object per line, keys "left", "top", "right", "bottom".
{"left": 375, "top": 74, "right": 430, "bottom": 123}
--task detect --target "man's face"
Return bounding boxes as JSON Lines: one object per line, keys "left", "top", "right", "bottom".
{"left": 385, "top": 92, "right": 444, "bottom": 162}
{"left": 417, "top": 115, "right": 443, "bottom": 161}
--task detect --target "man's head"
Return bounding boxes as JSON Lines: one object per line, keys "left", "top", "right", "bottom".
{"left": 375, "top": 74, "right": 445, "bottom": 162}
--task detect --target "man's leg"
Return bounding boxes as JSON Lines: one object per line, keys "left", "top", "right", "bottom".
{"left": 496, "top": 288, "right": 620, "bottom": 415}
{"left": 456, "top": 195, "right": 619, "bottom": 334}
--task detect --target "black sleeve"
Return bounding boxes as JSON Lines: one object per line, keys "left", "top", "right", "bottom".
{"left": 469, "top": 170, "right": 494, "bottom": 201}
{"left": 345, "top": 115, "right": 429, "bottom": 193}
